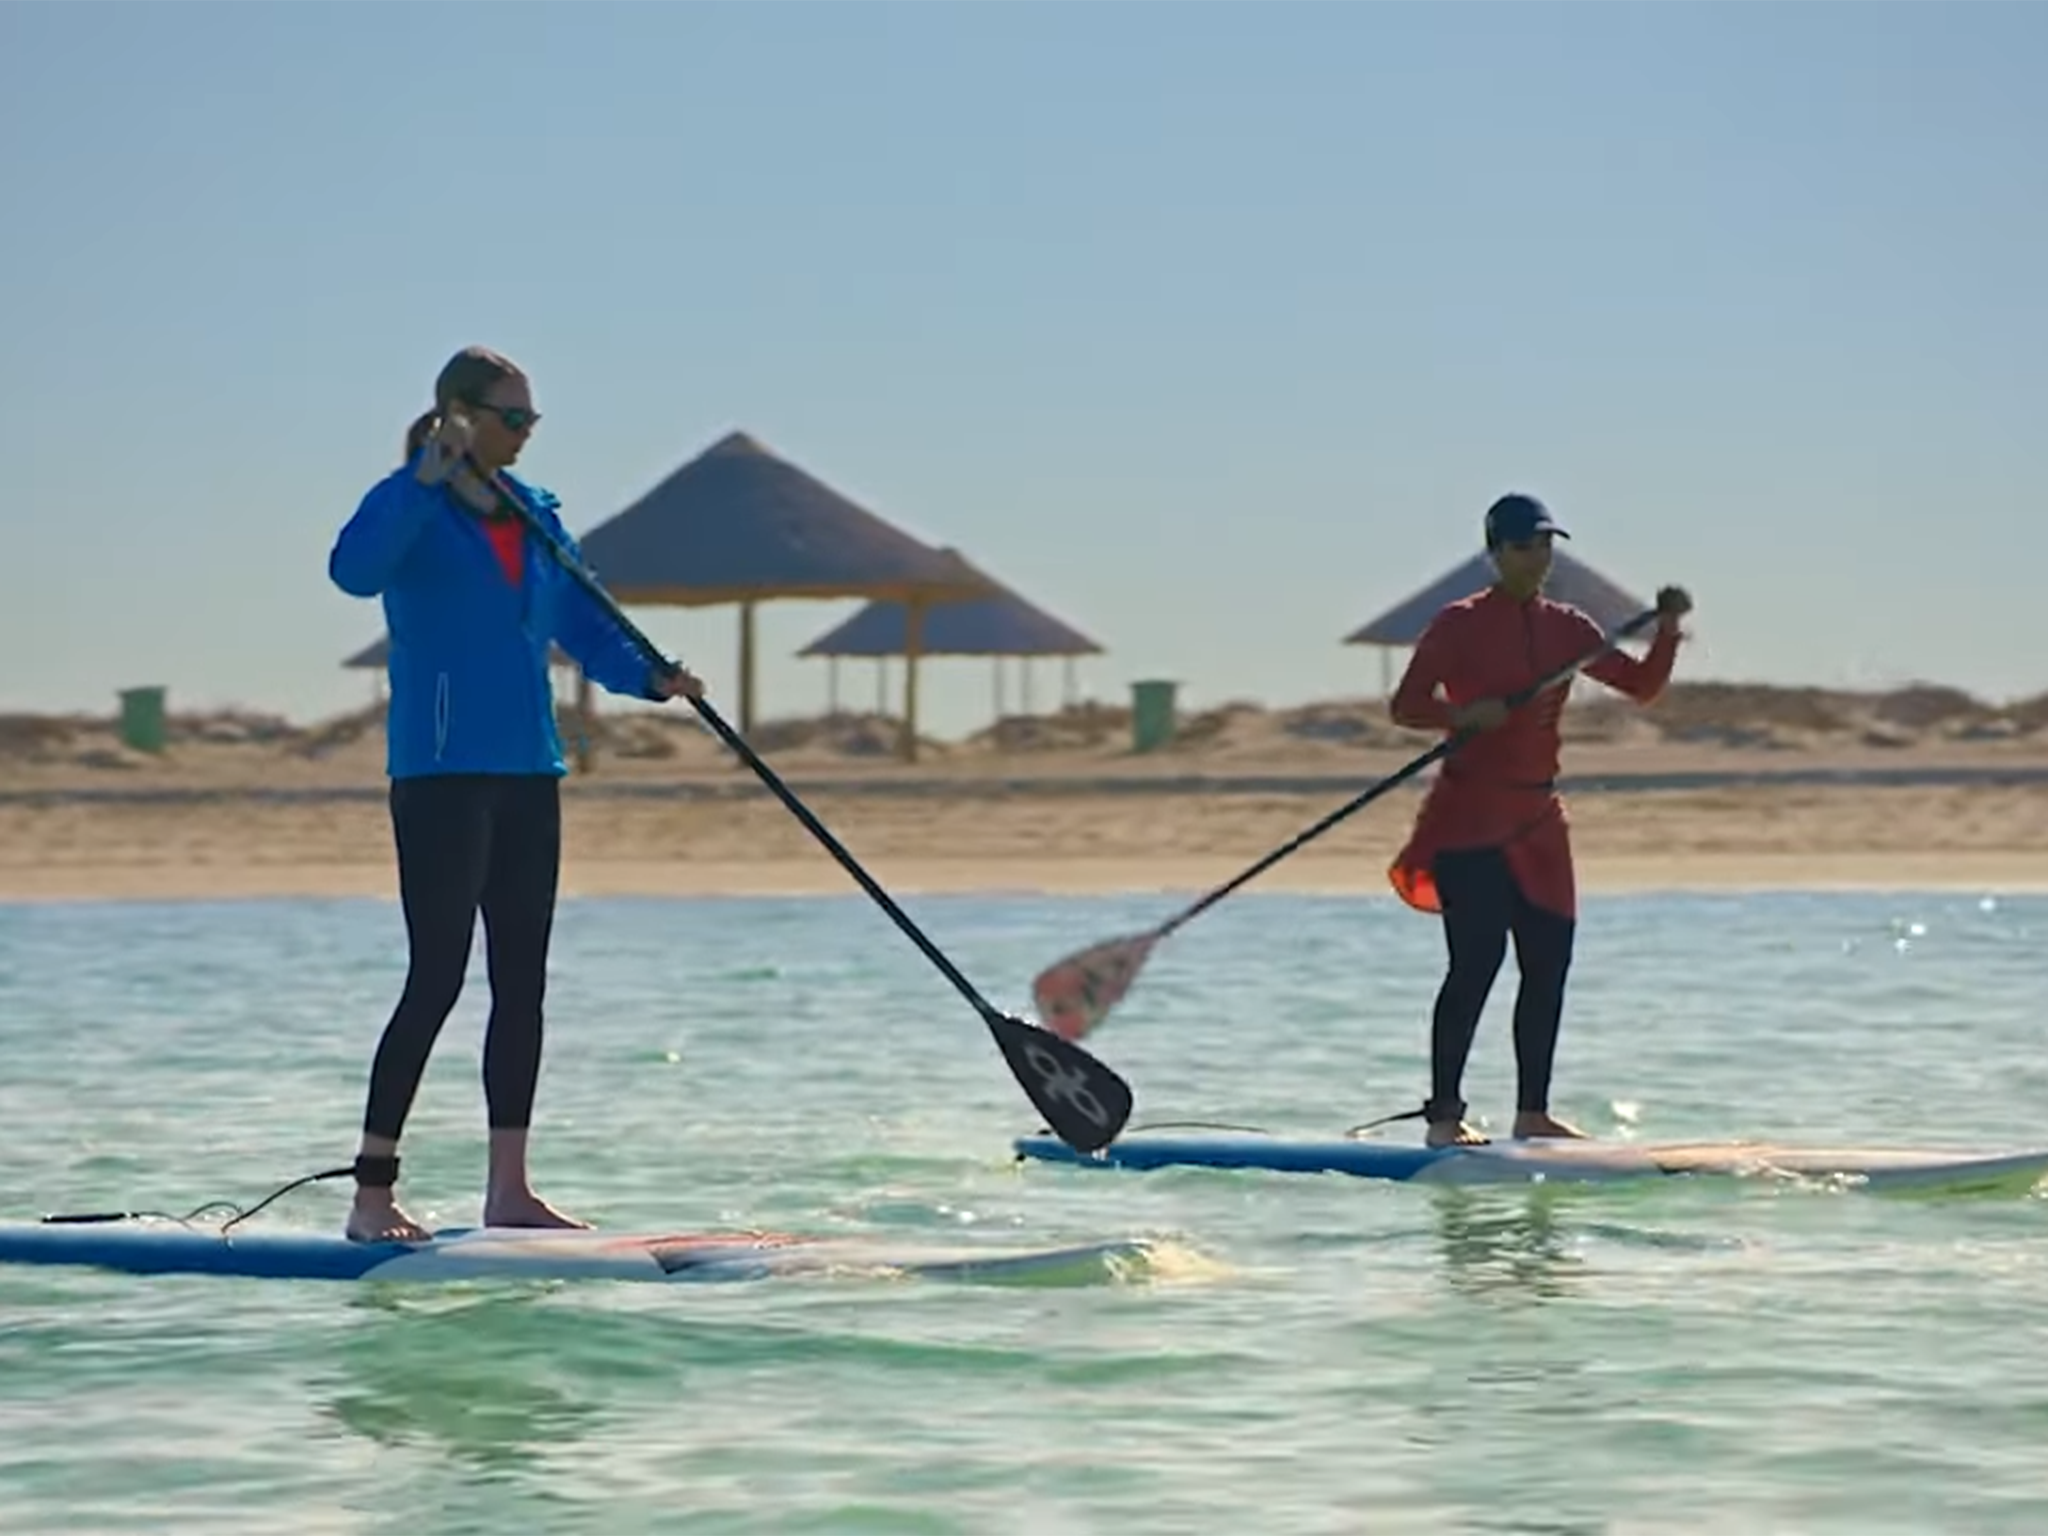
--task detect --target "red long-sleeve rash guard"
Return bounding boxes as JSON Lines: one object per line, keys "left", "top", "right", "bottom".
{"left": 1386, "top": 586, "right": 1679, "bottom": 919}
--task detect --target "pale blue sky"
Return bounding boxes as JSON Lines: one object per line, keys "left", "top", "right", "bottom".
{"left": 3, "top": 1, "right": 2042, "bottom": 738}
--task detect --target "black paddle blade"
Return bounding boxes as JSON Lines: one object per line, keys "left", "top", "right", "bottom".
{"left": 986, "top": 1012, "right": 1133, "bottom": 1153}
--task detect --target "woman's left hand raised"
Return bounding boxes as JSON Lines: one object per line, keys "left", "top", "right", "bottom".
{"left": 652, "top": 665, "right": 706, "bottom": 701}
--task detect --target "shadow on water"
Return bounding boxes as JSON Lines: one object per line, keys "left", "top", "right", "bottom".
{"left": 312, "top": 1292, "right": 616, "bottom": 1475}
{"left": 1425, "top": 1186, "right": 1587, "bottom": 1300}
{"left": 1418, "top": 1183, "right": 1750, "bottom": 1303}
{"left": 308, "top": 1288, "right": 880, "bottom": 1473}
{"left": 303, "top": 1276, "right": 1135, "bottom": 1474}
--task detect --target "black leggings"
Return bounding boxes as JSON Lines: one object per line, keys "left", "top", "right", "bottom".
{"left": 361, "top": 773, "right": 562, "bottom": 1142}
{"left": 1427, "top": 845, "right": 1576, "bottom": 1121}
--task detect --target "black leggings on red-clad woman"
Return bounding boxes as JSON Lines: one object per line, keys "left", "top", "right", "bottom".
{"left": 361, "top": 773, "right": 561, "bottom": 1143}
{"left": 1424, "top": 845, "right": 1576, "bottom": 1123}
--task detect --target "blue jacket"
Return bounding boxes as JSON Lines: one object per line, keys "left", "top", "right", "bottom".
{"left": 329, "top": 459, "right": 661, "bottom": 780}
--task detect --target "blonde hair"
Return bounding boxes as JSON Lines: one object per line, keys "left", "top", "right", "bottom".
{"left": 404, "top": 346, "right": 524, "bottom": 459}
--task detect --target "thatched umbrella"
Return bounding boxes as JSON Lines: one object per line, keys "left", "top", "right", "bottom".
{"left": 798, "top": 549, "right": 1101, "bottom": 719}
{"left": 575, "top": 431, "right": 990, "bottom": 761}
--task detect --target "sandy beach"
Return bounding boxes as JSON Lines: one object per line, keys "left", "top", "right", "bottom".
{"left": 5, "top": 787, "right": 2047, "bottom": 904}
{"left": 5, "top": 682, "right": 2048, "bottom": 903}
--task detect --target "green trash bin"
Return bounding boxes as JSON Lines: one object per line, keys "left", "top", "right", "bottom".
{"left": 118, "top": 686, "right": 167, "bottom": 754}
{"left": 1130, "top": 679, "right": 1179, "bottom": 753}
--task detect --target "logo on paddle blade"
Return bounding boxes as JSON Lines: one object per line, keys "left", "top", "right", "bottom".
{"left": 1020, "top": 1038, "right": 1112, "bottom": 1130}
{"left": 1031, "top": 933, "right": 1156, "bottom": 1041}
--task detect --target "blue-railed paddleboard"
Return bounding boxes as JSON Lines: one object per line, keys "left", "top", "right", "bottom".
{"left": 1012, "top": 1130, "right": 2048, "bottom": 1193}
{"left": 0, "top": 1221, "right": 1155, "bottom": 1286}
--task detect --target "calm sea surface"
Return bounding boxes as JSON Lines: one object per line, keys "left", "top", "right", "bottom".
{"left": 2, "top": 884, "right": 2045, "bottom": 1534}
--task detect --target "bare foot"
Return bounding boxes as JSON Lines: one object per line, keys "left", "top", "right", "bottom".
{"left": 1513, "top": 1112, "right": 1591, "bottom": 1141}
{"left": 1426, "top": 1118, "right": 1490, "bottom": 1147}
{"left": 346, "top": 1188, "right": 432, "bottom": 1244}
{"left": 482, "top": 1188, "right": 591, "bottom": 1230}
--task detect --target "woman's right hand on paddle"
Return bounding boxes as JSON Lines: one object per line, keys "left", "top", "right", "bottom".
{"left": 1450, "top": 698, "right": 1510, "bottom": 732}
{"left": 1655, "top": 584, "right": 1694, "bottom": 630}
{"left": 414, "top": 408, "right": 474, "bottom": 487}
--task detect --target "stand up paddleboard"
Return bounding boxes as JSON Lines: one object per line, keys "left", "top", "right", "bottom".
{"left": 1013, "top": 1129, "right": 2048, "bottom": 1194}
{"left": 0, "top": 1221, "right": 1157, "bottom": 1286}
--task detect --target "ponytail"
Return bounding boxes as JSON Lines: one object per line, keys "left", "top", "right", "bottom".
{"left": 404, "top": 408, "right": 440, "bottom": 461}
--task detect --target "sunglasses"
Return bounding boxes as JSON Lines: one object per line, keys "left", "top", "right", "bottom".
{"left": 470, "top": 402, "right": 542, "bottom": 433}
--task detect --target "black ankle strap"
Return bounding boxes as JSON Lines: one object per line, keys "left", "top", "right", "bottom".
{"left": 1344, "top": 1102, "right": 1437, "bottom": 1139}
{"left": 353, "top": 1154, "right": 400, "bottom": 1189}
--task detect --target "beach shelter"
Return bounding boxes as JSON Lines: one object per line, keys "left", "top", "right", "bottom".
{"left": 797, "top": 550, "right": 1103, "bottom": 720}
{"left": 573, "top": 431, "right": 991, "bottom": 761}
{"left": 1342, "top": 548, "right": 1649, "bottom": 693}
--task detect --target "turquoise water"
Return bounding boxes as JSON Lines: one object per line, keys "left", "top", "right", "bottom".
{"left": 3, "top": 885, "right": 2046, "bottom": 1534}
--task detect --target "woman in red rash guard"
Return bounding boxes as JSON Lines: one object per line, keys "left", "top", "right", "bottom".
{"left": 1387, "top": 493, "right": 1692, "bottom": 1148}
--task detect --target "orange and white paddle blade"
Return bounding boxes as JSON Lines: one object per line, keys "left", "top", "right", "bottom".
{"left": 1030, "top": 931, "right": 1160, "bottom": 1042}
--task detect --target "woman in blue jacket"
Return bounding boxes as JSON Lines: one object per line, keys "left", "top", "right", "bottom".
{"left": 329, "top": 345, "right": 703, "bottom": 1244}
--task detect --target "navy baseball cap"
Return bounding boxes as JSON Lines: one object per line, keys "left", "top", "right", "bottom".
{"left": 1485, "top": 493, "right": 1569, "bottom": 546}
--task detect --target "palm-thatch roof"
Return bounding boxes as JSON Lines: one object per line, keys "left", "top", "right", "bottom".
{"left": 576, "top": 431, "right": 990, "bottom": 606}
{"left": 569, "top": 430, "right": 995, "bottom": 760}
{"left": 797, "top": 551, "right": 1101, "bottom": 659}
